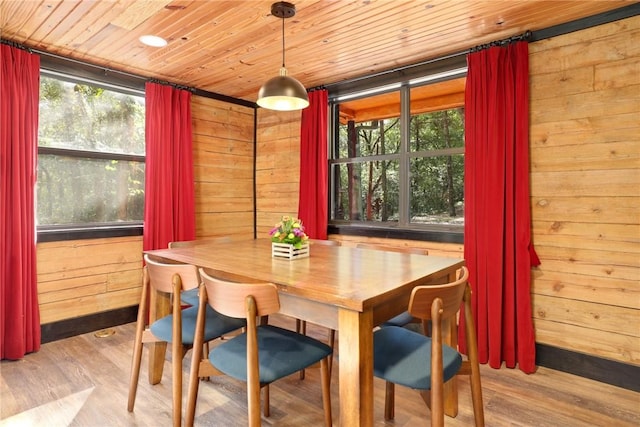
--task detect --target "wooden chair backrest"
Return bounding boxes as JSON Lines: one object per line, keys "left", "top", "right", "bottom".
{"left": 408, "top": 266, "right": 468, "bottom": 322}
{"left": 199, "top": 268, "right": 280, "bottom": 319}
{"left": 356, "top": 242, "right": 428, "bottom": 255}
{"left": 144, "top": 253, "right": 200, "bottom": 293}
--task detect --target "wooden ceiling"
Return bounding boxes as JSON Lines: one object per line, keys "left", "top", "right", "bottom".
{"left": 1, "top": 1, "right": 634, "bottom": 104}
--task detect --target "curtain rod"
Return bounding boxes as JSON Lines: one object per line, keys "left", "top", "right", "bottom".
{"left": 147, "top": 78, "right": 195, "bottom": 93}
{"left": 0, "top": 38, "right": 33, "bottom": 52}
{"left": 470, "top": 30, "right": 532, "bottom": 52}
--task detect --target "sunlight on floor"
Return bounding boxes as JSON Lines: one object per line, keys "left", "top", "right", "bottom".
{"left": 0, "top": 387, "right": 94, "bottom": 427}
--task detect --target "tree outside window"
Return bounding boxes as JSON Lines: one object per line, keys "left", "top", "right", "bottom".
{"left": 330, "top": 77, "right": 465, "bottom": 231}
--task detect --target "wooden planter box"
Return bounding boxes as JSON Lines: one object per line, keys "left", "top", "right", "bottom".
{"left": 271, "top": 242, "right": 310, "bottom": 260}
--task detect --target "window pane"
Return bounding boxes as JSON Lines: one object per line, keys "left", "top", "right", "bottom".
{"left": 331, "top": 160, "right": 399, "bottom": 222}
{"left": 409, "top": 154, "right": 464, "bottom": 225}
{"left": 38, "top": 74, "right": 145, "bottom": 228}
{"left": 37, "top": 154, "right": 145, "bottom": 225}
{"left": 410, "top": 108, "right": 464, "bottom": 152}
{"left": 336, "top": 91, "right": 401, "bottom": 158}
{"left": 39, "top": 76, "right": 145, "bottom": 155}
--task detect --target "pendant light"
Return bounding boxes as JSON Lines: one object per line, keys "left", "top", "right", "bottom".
{"left": 257, "top": 2, "right": 309, "bottom": 111}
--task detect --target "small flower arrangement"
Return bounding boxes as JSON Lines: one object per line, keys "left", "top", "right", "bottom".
{"left": 269, "top": 215, "right": 309, "bottom": 248}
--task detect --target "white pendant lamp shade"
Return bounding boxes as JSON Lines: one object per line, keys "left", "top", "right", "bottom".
{"left": 257, "top": 67, "right": 309, "bottom": 111}
{"left": 257, "top": 2, "right": 308, "bottom": 111}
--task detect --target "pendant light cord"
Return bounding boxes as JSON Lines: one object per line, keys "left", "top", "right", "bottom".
{"left": 281, "top": 14, "right": 286, "bottom": 68}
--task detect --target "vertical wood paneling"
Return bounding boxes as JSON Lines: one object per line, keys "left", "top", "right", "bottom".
{"left": 192, "top": 95, "right": 255, "bottom": 240}
{"left": 529, "top": 15, "right": 640, "bottom": 365}
{"left": 255, "top": 108, "right": 302, "bottom": 237}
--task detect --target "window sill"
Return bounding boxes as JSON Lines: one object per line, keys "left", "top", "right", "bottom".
{"left": 37, "top": 223, "right": 143, "bottom": 243}
{"left": 328, "top": 223, "right": 463, "bottom": 244}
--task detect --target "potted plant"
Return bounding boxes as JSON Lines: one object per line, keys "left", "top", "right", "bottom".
{"left": 269, "top": 215, "right": 310, "bottom": 259}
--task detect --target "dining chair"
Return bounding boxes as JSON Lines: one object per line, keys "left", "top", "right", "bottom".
{"left": 355, "top": 243, "right": 429, "bottom": 330}
{"left": 127, "top": 254, "right": 246, "bottom": 427}
{"left": 372, "top": 266, "right": 484, "bottom": 426}
{"left": 185, "top": 269, "right": 333, "bottom": 427}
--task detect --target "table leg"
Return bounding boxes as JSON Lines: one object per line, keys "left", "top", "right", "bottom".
{"left": 148, "top": 288, "right": 170, "bottom": 384}
{"left": 338, "top": 307, "right": 374, "bottom": 427}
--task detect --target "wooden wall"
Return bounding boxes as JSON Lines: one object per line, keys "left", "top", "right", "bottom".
{"left": 255, "top": 108, "right": 303, "bottom": 236}
{"left": 36, "top": 236, "right": 142, "bottom": 324}
{"left": 191, "top": 96, "right": 255, "bottom": 240}
{"left": 528, "top": 15, "right": 639, "bottom": 366}
{"left": 36, "top": 94, "right": 255, "bottom": 325}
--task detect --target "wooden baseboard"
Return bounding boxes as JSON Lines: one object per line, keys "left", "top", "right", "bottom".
{"left": 40, "top": 306, "right": 138, "bottom": 344}
{"left": 536, "top": 343, "right": 640, "bottom": 392}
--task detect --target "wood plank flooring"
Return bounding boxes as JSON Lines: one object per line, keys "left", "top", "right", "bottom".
{"left": 1, "top": 315, "right": 639, "bottom": 426}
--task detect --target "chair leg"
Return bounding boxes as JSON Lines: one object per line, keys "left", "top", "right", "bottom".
{"left": 172, "top": 337, "right": 184, "bottom": 426}
{"left": 172, "top": 349, "right": 183, "bottom": 427}
{"left": 384, "top": 381, "right": 395, "bottom": 420}
{"left": 320, "top": 357, "right": 333, "bottom": 426}
{"left": 297, "top": 320, "right": 307, "bottom": 379}
{"left": 185, "top": 354, "right": 202, "bottom": 427}
{"left": 327, "top": 329, "right": 336, "bottom": 378}
{"left": 127, "top": 281, "right": 149, "bottom": 412}
{"left": 202, "top": 341, "right": 211, "bottom": 381}
{"left": 470, "top": 371, "right": 485, "bottom": 427}
{"left": 126, "top": 318, "right": 145, "bottom": 412}
{"left": 186, "top": 287, "right": 208, "bottom": 427}
{"left": 262, "top": 385, "right": 270, "bottom": 417}
{"left": 464, "top": 283, "right": 485, "bottom": 427}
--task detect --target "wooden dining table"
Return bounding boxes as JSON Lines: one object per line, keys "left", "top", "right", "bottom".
{"left": 145, "top": 238, "right": 465, "bottom": 426}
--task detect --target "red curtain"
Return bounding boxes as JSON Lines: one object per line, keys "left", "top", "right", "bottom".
{"left": 143, "top": 82, "right": 195, "bottom": 251}
{"left": 1, "top": 44, "right": 41, "bottom": 360}
{"left": 461, "top": 41, "right": 540, "bottom": 374}
{"left": 298, "top": 90, "right": 329, "bottom": 239}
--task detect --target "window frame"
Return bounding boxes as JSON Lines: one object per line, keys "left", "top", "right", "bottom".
{"left": 37, "top": 61, "right": 147, "bottom": 242}
{"left": 327, "top": 60, "right": 467, "bottom": 243}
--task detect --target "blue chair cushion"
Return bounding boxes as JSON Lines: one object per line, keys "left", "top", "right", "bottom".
{"left": 381, "top": 311, "right": 415, "bottom": 327}
{"left": 180, "top": 288, "right": 200, "bottom": 306}
{"left": 150, "top": 305, "right": 246, "bottom": 345}
{"left": 373, "top": 326, "right": 462, "bottom": 390}
{"left": 209, "top": 325, "right": 333, "bottom": 385}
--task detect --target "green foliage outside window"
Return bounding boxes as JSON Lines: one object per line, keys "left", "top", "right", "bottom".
{"left": 37, "top": 75, "right": 145, "bottom": 226}
{"left": 332, "top": 103, "right": 464, "bottom": 227}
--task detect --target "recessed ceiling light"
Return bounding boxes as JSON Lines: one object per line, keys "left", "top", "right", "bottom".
{"left": 139, "top": 35, "right": 167, "bottom": 47}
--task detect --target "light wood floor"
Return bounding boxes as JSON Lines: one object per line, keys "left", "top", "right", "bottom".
{"left": 1, "top": 315, "right": 638, "bottom": 426}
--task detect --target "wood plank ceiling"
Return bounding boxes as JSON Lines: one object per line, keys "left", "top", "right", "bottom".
{"left": 1, "top": 0, "right": 635, "bottom": 104}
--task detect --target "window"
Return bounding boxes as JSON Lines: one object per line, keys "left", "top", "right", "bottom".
{"left": 37, "top": 71, "right": 145, "bottom": 237}
{"left": 329, "top": 70, "right": 466, "bottom": 237}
